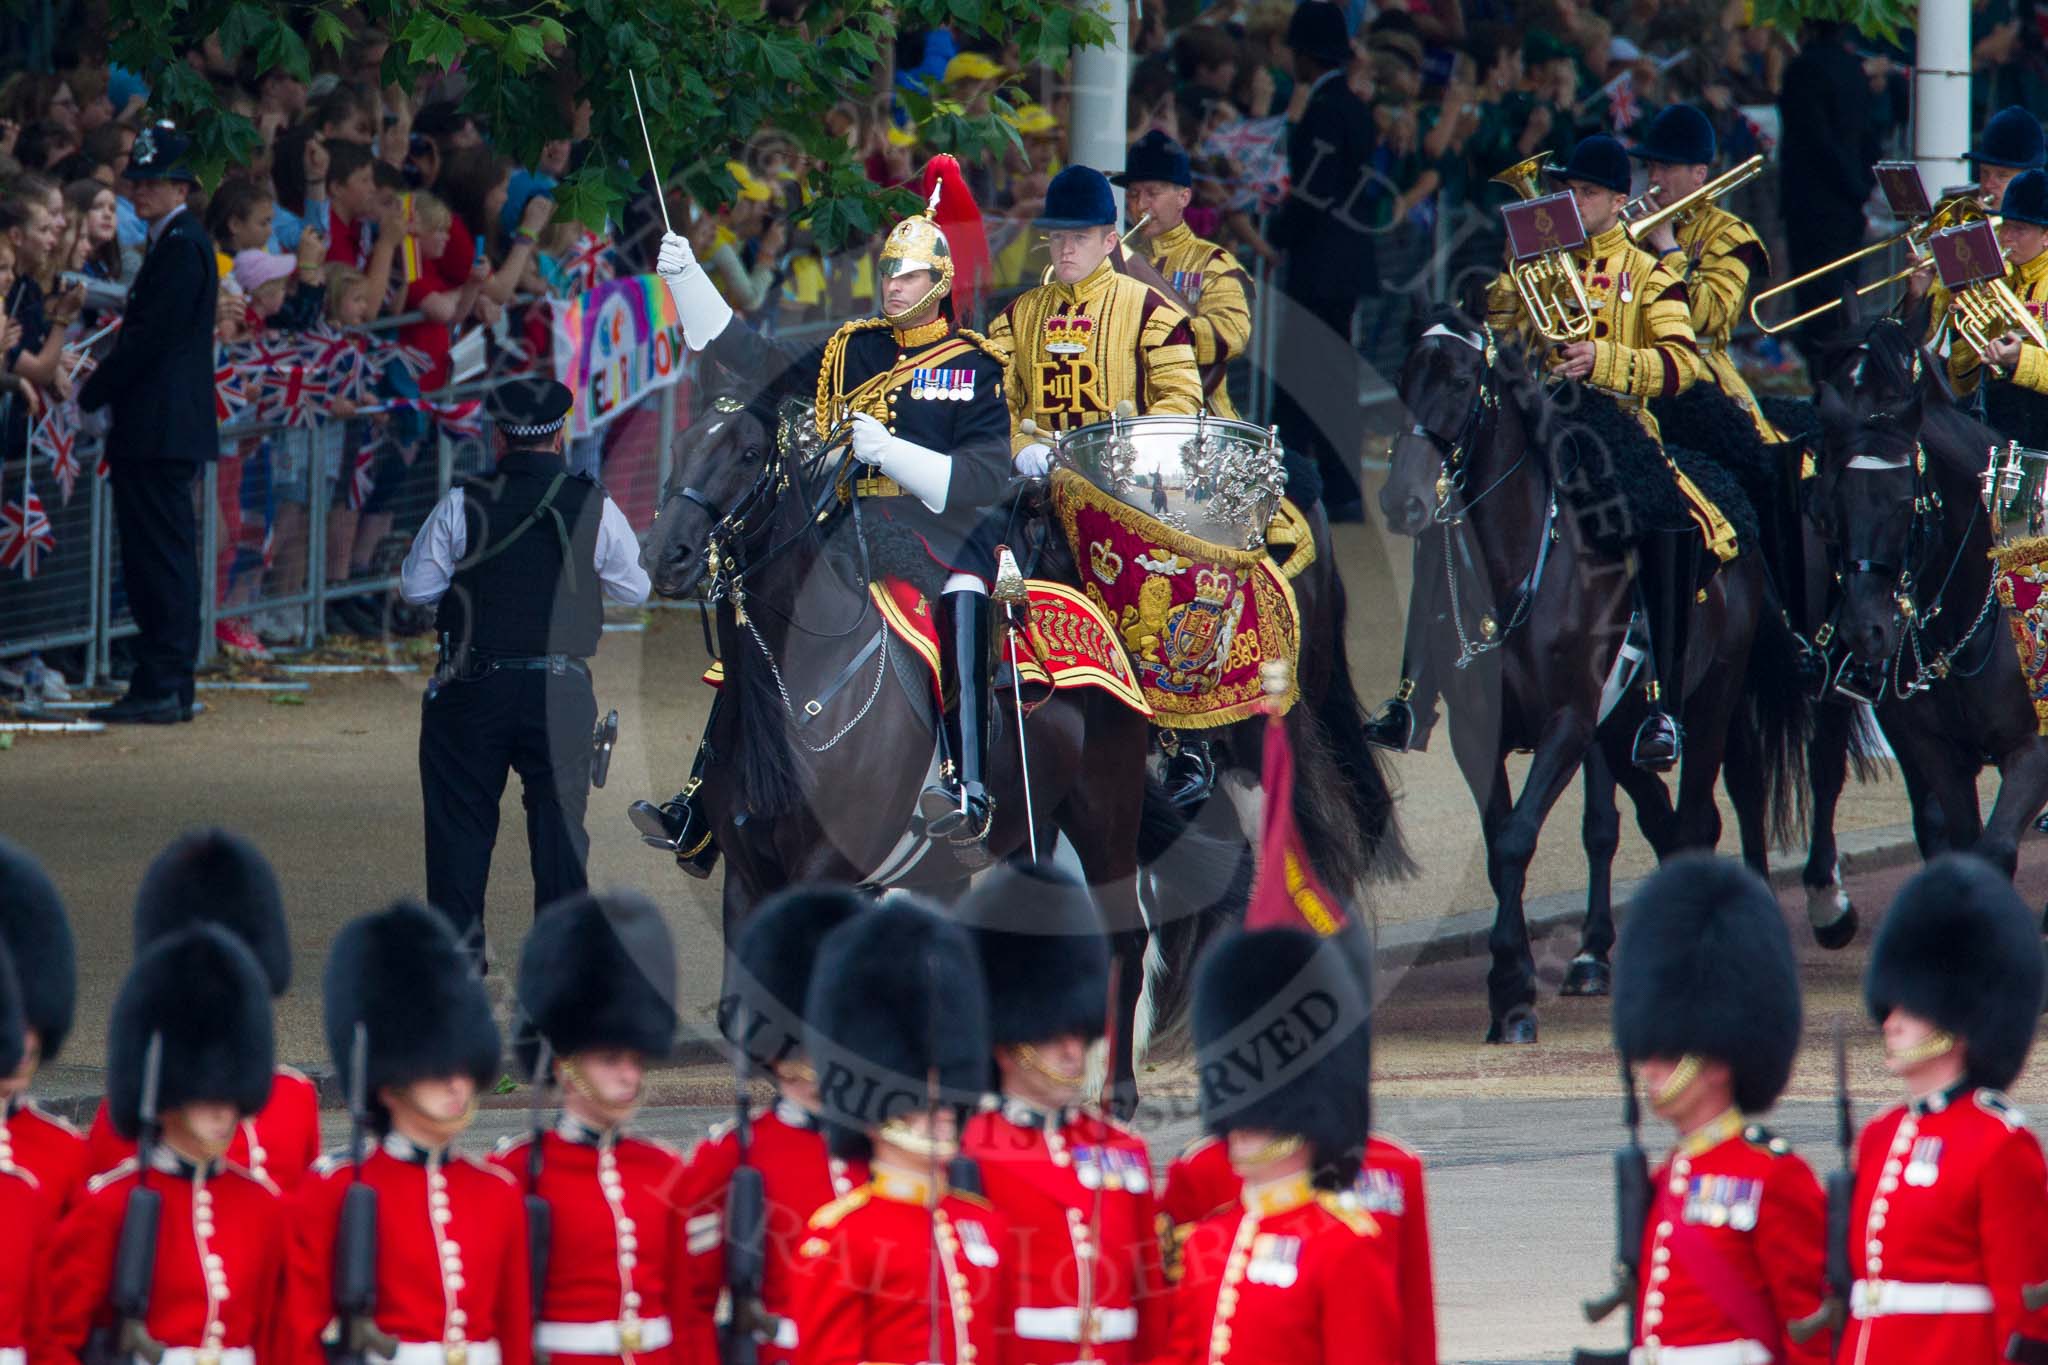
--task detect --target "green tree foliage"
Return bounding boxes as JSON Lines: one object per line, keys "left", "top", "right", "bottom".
{"left": 103, "top": 0, "right": 1108, "bottom": 246}
{"left": 1746, "top": 0, "right": 1919, "bottom": 44}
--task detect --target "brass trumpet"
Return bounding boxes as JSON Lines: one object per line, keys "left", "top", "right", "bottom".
{"left": 1041, "top": 212, "right": 1152, "bottom": 286}
{"left": 1948, "top": 269, "right": 2048, "bottom": 369}
{"left": 1489, "top": 154, "right": 1596, "bottom": 344}
{"left": 1750, "top": 189, "right": 1992, "bottom": 335}
{"left": 1624, "top": 154, "right": 1766, "bottom": 246}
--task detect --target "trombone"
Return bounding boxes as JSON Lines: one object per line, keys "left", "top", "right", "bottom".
{"left": 1489, "top": 153, "right": 1597, "bottom": 344}
{"left": 1624, "top": 154, "right": 1767, "bottom": 247}
{"left": 1041, "top": 213, "right": 1152, "bottom": 286}
{"left": 1749, "top": 189, "right": 1992, "bottom": 335}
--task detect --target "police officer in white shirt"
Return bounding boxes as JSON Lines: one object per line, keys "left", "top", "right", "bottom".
{"left": 400, "top": 377, "right": 649, "bottom": 969}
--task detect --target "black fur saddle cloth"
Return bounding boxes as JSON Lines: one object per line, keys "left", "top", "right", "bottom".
{"left": 1553, "top": 388, "right": 1761, "bottom": 558}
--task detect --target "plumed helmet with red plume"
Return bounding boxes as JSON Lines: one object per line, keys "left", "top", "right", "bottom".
{"left": 877, "top": 154, "right": 989, "bottom": 325}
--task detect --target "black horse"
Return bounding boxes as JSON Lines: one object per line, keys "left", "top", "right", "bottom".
{"left": 1810, "top": 316, "right": 2048, "bottom": 873}
{"left": 1379, "top": 309, "right": 1805, "bottom": 1042}
{"left": 641, "top": 399, "right": 1258, "bottom": 1108}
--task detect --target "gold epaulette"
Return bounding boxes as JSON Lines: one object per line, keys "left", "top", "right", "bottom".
{"left": 954, "top": 325, "right": 1008, "bottom": 365}
{"left": 807, "top": 1184, "right": 871, "bottom": 1231}
{"left": 1316, "top": 1190, "right": 1381, "bottom": 1238}
{"left": 815, "top": 318, "right": 894, "bottom": 431}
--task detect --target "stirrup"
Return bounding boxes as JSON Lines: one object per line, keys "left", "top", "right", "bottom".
{"left": 627, "top": 784, "right": 719, "bottom": 878}
{"left": 1162, "top": 738, "right": 1217, "bottom": 808}
{"left": 1363, "top": 697, "right": 1418, "bottom": 753}
{"left": 1631, "top": 713, "right": 1682, "bottom": 773}
{"left": 922, "top": 781, "right": 992, "bottom": 846}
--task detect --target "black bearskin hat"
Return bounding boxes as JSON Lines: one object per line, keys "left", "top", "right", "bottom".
{"left": 323, "top": 902, "right": 500, "bottom": 1120}
{"left": 1194, "top": 926, "right": 1372, "bottom": 1188}
{"left": 134, "top": 828, "right": 292, "bottom": 997}
{"left": 0, "top": 836, "right": 75, "bottom": 1063}
{"left": 515, "top": 890, "right": 678, "bottom": 1079}
{"left": 955, "top": 863, "right": 1110, "bottom": 1047}
{"left": 805, "top": 896, "right": 989, "bottom": 1157}
{"left": 1866, "top": 854, "right": 2046, "bottom": 1091}
{"left": 730, "top": 884, "right": 870, "bottom": 1069}
{"left": 107, "top": 924, "right": 275, "bottom": 1139}
{"left": 1614, "top": 855, "right": 1802, "bottom": 1115}
{"left": 0, "top": 938, "right": 24, "bottom": 1079}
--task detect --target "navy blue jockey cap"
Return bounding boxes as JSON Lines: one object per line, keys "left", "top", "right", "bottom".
{"left": 1629, "top": 104, "right": 1717, "bottom": 167}
{"left": 127, "top": 122, "right": 199, "bottom": 184}
{"left": 487, "top": 376, "right": 575, "bottom": 442}
{"left": 1286, "top": 2, "right": 1354, "bottom": 68}
{"left": 1035, "top": 165, "right": 1119, "bottom": 230}
{"left": 1972, "top": 105, "right": 2047, "bottom": 171}
{"left": 1113, "top": 129, "right": 1192, "bottom": 189}
{"left": 2002, "top": 168, "right": 2048, "bottom": 226}
{"left": 1548, "top": 135, "right": 1634, "bottom": 194}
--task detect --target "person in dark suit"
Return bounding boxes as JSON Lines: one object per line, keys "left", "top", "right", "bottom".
{"left": 1268, "top": 1, "right": 1377, "bottom": 522}
{"left": 1776, "top": 20, "right": 1879, "bottom": 364}
{"left": 79, "top": 125, "right": 219, "bottom": 724}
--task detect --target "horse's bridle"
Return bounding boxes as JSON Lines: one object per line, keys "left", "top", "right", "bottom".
{"left": 1405, "top": 323, "right": 1505, "bottom": 523}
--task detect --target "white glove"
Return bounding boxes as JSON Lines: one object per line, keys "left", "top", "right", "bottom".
{"left": 656, "top": 230, "right": 696, "bottom": 278}
{"left": 850, "top": 412, "right": 891, "bottom": 466}
{"left": 1015, "top": 442, "right": 1051, "bottom": 477}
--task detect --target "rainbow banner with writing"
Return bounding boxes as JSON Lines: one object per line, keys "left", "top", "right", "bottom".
{"left": 550, "top": 273, "right": 688, "bottom": 438}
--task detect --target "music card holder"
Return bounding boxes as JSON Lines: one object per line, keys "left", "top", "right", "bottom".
{"left": 1874, "top": 161, "right": 1932, "bottom": 220}
{"left": 1501, "top": 191, "right": 1589, "bottom": 262}
{"left": 1930, "top": 219, "right": 2007, "bottom": 291}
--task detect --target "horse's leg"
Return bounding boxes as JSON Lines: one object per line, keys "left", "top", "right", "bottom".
{"left": 1561, "top": 747, "right": 1621, "bottom": 998}
{"left": 1455, "top": 707, "right": 1591, "bottom": 1043}
{"left": 1801, "top": 701, "right": 1859, "bottom": 949}
{"left": 1719, "top": 713, "right": 1770, "bottom": 878}
{"left": 1974, "top": 737, "right": 2048, "bottom": 880}
{"left": 1611, "top": 755, "right": 1678, "bottom": 857}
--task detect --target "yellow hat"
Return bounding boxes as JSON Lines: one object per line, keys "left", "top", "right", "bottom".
{"left": 725, "top": 159, "right": 773, "bottom": 203}
{"left": 1004, "top": 102, "right": 1057, "bottom": 136}
{"left": 944, "top": 51, "right": 1006, "bottom": 84}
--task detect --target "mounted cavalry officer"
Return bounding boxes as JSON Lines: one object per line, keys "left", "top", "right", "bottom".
{"left": 400, "top": 376, "right": 651, "bottom": 973}
{"left": 639, "top": 154, "right": 1012, "bottom": 863}
{"left": 1370, "top": 135, "right": 1734, "bottom": 773}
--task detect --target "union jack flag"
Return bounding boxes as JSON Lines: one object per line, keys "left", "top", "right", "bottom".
{"left": 429, "top": 399, "right": 483, "bottom": 440}
{"left": 215, "top": 359, "right": 250, "bottom": 426}
{"left": 562, "top": 229, "right": 617, "bottom": 295}
{"left": 259, "top": 363, "right": 330, "bottom": 428}
{"left": 346, "top": 444, "right": 376, "bottom": 510}
{"left": 32, "top": 405, "right": 80, "bottom": 504}
{"left": 382, "top": 342, "right": 435, "bottom": 386}
{"left": 0, "top": 476, "right": 55, "bottom": 578}
{"left": 1604, "top": 73, "right": 1641, "bottom": 133}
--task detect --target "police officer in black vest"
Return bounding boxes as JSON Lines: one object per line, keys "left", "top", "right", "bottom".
{"left": 399, "top": 377, "right": 649, "bottom": 967}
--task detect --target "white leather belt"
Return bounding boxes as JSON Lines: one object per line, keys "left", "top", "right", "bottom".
{"left": 535, "top": 1317, "right": 673, "bottom": 1355}
{"left": 1012, "top": 1306, "right": 1139, "bottom": 1344}
{"left": 152, "top": 1351, "right": 256, "bottom": 1365}
{"left": 772, "top": 1317, "right": 798, "bottom": 1350}
{"left": 2, "top": 1348, "right": 23, "bottom": 1365}
{"left": 373, "top": 1342, "right": 503, "bottom": 1365}
{"left": 1851, "top": 1279, "right": 1995, "bottom": 1317}
{"left": 1630, "top": 1340, "right": 1769, "bottom": 1365}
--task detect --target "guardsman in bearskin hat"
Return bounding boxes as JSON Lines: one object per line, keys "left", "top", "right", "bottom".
{"left": 1971, "top": 105, "right": 2046, "bottom": 212}
{"left": 646, "top": 155, "right": 1012, "bottom": 858}
{"left": 0, "top": 937, "right": 53, "bottom": 1360}
{"left": 1168, "top": 924, "right": 1398, "bottom": 1365}
{"left": 1112, "top": 130, "right": 1254, "bottom": 421}
{"left": 1609, "top": 854, "right": 1831, "bottom": 1364}
{"left": 790, "top": 897, "right": 1013, "bottom": 1365}
{"left": 277, "top": 902, "right": 531, "bottom": 1365}
{"left": 956, "top": 862, "right": 1169, "bottom": 1364}
{"left": 1931, "top": 168, "right": 2048, "bottom": 453}
{"left": 0, "top": 835, "right": 86, "bottom": 1219}
{"left": 989, "top": 163, "right": 1205, "bottom": 476}
{"left": 401, "top": 376, "right": 652, "bottom": 973}
{"left": 494, "top": 890, "right": 685, "bottom": 1364}
{"left": 671, "top": 885, "right": 871, "bottom": 1365}
{"left": 42, "top": 924, "right": 284, "bottom": 1365}
{"left": 82, "top": 829, "right": 321, "bottom": 1188}
{"left": 1840, "top": 855, "right": 2048, "bottom": 1364}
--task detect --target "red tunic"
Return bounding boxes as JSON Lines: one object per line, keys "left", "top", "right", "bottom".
{"left": 670, "top": 1102, "right": 867, "bottom": 1365}
{"left": 1628, "top": 1112, "right": 1832, "bottom": 1364}
{"left": 6, "top": 1097, "right": 88, "bottom": 1220}
{"left": 0, "top": 1158, "right": 51, "bottom": 1349}
{"left": 1839, "top": 1087, "right": 2048, "bottom": 1365}
{"left": 491, "top": 1124, "right": 691, "bottom": 1365}
{"left": 277, "top": 1135, "right": 533, "bottom": 1365}
{"left": 961, "top": 1103, "right": 1169, "bottom": 1364}
{"left": 793, "top": 1169, "right": 1014, "bottom": 1365}
{"left": 83, "top": 1066, "right": 323, "bottom": 1191}
{"left": 38, "top": 1153, "right": 284, "bottom": 1365}
{"left": 1160, "top": 1134, "right": 1436, "bottom": 1365}
{"left": 1165, "top": 1175, "right": 1401, "bottom": 1365}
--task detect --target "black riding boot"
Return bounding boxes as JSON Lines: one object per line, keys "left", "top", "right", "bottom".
{"left": 628, "top": 708, "right": 721, "bottom": 879}
{"left": 1365, "top": 539, "right": 1444, "bottom": 752}
{"left": 920, "top": 589, "right": 994, "bottom": 845}
{"left": 1161, "top": 733, "right": 1217, "bottom": 807}
{"left": 1633, "top": 530, "right": 1700, "bottom": 773}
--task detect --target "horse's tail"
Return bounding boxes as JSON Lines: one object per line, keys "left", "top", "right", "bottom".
{"left": 1135, "top": 776, "right": 1253, "bottom": 1054}
{"left": 1744, "top": 577, "right": 1818, "bottom": 848}
{"left": 1312, "top": 569, "right": 1416, "bottom": 881}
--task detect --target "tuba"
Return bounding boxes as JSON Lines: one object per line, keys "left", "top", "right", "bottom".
{"left": 1925, "top": 214, "right": 2046, "bottom": 372}
{"left": 1491, "top": 155, "right": 1595, "bottom": 344}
